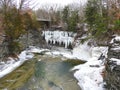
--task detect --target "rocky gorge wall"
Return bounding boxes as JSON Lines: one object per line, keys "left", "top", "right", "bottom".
{"left": 19, "top": 29, "right": 47, "bottom": 49}
{"left": 105, "top": 36, "right": 120, "bottom": 90}
{"left": 0, "top": 29, "right": 47, "bottom": 61}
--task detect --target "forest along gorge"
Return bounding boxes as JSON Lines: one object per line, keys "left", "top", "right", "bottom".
{"left": 0, "top": 30, "right": 85, "bottom": 90}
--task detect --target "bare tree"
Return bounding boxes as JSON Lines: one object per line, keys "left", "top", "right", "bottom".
{"left": 36, "top": 3, "right": 63, "bottom": 26}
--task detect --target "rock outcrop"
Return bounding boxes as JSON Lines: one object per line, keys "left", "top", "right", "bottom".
{"left": 0, "top": 29, "right": 47, "bottom": 61}
{"left": 19, "top": 29, "right": 47, "bottom": 50}
{"left": 105, "top": 36, "right": 120, "bottom": 90}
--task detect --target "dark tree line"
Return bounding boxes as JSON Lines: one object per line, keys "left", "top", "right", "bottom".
{"left": 85, "top": 0, "right": 120, "bottom": 40}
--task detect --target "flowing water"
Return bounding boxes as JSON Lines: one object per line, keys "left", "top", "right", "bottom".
{"left": 0, "top": 55, "right": 84, "bottom": 90}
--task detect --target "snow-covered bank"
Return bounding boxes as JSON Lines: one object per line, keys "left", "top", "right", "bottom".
{"left": 73, "top": 61, "right": 105, "bottom": 90}
{"left": 0, "top": 51, "right": 33, "bottom": 78}
{"left": 72, "top": 46, "right": 108, "bottom": 90}
{"left": 0, "top": 47, "right": 49, "bottom": 78}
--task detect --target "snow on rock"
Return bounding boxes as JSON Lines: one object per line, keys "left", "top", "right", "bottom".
{"left": 110, "top": 58, "right": 120, "bottom": 65}
{"left": 27, "top": 46, "right": 49, "bottom": 53}
{"left": 91, "top": 47, "right": 108, "bottom": 59}
{"left": 72, "top": 40, "right": 108, "bottom": 61}
{"left": 110, "top": 35, "right": 120, "bottom": 43}
{"left": 52, "top": 51, "right": 75, "bottom": 59}
{"left": 0, "top": 51, "right": 33, "bottom": 78}
{"left": 73, "top": 64, "right": 105, "bottom": 90}
{"left": 44, "top": 47, "right": 75, "bottom": 59}
{"left": 114, "top": 36, "right": 120, "bottom": 41}
{"left": 42, "top": 30, "right": 77, "bottom": 48}
{"left": 0, "top": 58, "right": 28, "bottom": 79}
{"left": 72, "top": 46, "right": 108, "bottom": 90}
{"left": 108, "top": 35, "right": 120, "bottom": 65}
{"left": 72, "top": 41, "right": 92, "bottom": 61}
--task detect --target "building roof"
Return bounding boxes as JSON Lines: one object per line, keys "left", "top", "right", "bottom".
{"left": 37, "top": 18, "right": 51, "bottom": 22}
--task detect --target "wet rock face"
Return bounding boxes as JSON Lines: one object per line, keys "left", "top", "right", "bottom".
{"left": 19, "top": 30, "right": 47, "bottom": 50}
{"left": 105, "top": 37, "right": 120, "bottom": 90}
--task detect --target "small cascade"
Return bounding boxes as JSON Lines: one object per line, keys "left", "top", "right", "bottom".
{"left": 42, "top": 30, "right": 77, "bottom": 48}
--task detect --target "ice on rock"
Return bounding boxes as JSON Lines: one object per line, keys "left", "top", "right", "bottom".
{"left": 42, "top": 30, "right": 76, "bottom": 48}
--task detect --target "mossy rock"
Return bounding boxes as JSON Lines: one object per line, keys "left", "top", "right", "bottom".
{"left": 0, "top": 59, "right": 36, "bottom": 90}
{"left": 34, "top": 51, "right": 49, "bottom": 56}
{"left": 63, "top": 59, "right": 85, "bottom": 66}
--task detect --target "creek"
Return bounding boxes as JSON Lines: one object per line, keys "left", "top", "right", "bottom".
{"left": 0, "top": 54, "right": 85, "bottom": 90}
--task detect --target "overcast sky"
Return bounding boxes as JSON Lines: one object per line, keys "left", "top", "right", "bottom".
{"left": 37, "top": 0, "right": 75, "bottom": 5}
{"left": 32, "top": 0, "right": 87, "bottom": 9}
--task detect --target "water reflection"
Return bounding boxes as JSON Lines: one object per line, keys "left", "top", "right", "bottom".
{"left": 35, "top": 61, "right": 46, "bottom": 78}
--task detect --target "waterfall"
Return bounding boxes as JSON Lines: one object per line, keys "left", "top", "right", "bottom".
{"left": 42, "top": 30, "right": 76, "bottom": 48}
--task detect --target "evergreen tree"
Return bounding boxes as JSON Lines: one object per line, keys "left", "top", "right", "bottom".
{"left": 62, "top": 6, "right": 69, "bottom": 24}
{"left": 62, "top": 6, "right": 79, "bottom": 32}
{"left": 3, "top": 6, "right": 25, "bottom": 55}
{"left": 0, "top": 0, "right": 36, "bottom": 57}
{"left": 85, "top": 0, "right": 108, "bottom": 39}
{"left": 68, "top": 10, "right": 79, "bottom": 32}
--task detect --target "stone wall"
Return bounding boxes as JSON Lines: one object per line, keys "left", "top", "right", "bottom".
{"left": 105, "top": 37, "right": 120, "bottom": 90}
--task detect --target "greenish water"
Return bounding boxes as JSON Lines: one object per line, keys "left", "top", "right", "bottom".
{"left": 0, "top": 55, "right": 84, "bottom": 90}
